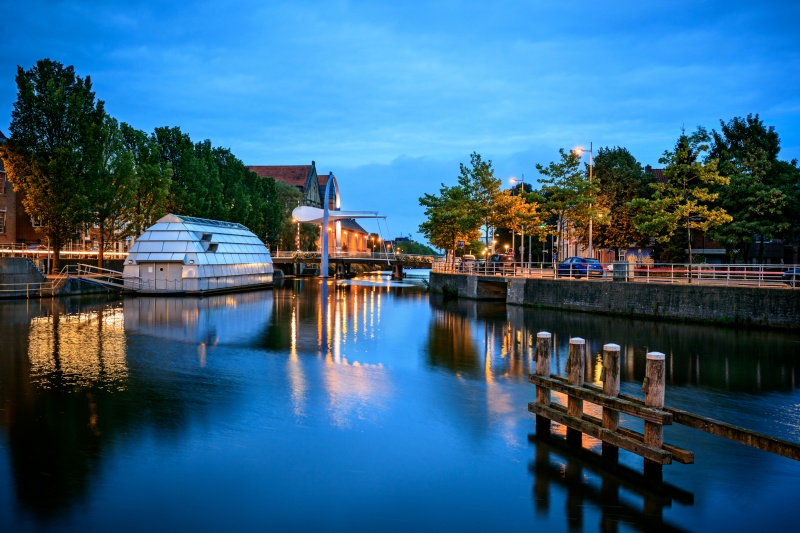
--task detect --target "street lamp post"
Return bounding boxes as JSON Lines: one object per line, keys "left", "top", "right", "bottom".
{"left": 510, "top": 174, "right": 525, "bottom": 264}
{"left": 574, "top": 143, "right": 593, "bottom": 259}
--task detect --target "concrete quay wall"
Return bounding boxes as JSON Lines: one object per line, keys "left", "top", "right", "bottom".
{"left": 0, "top": 258, "right": 46, "bottom": 297}
{"left": 430, "top": 272, "right": 800, "bottom": 329}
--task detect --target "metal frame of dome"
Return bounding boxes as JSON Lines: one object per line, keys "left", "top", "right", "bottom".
{"left": 122, "top": 214, "right": 273, "bottom": 293}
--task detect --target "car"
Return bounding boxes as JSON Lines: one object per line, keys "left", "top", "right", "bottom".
{"left": 782, "top": 268, "right": 799, "bottom": 287}
{"left": 557, "top": 256, "right": 604, "bottom": 278}
{"left": 460, "top": 254, "right": 477, "bottom": 272}
{"left": 487, "top": 253, "right": 515, "bottom": 274}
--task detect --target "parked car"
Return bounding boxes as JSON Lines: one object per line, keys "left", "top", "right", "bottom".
{"left": 782, "top": 268, "right": 799, "bottom": 287}
{"left": 557, "top": 256, "right": 604, "bottom": 278}
{"left": 487, "top": 253, "right": 515, "bottom": 274}
{"left": 460, "top": 254, "right": 477, "bottom": 272}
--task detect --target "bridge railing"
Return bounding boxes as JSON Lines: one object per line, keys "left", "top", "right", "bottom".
{"left": 271, "top": 251, "right": 439, "bottom": 264}
{"left": 433, "top": 260, "right": 800, "bottom": 288}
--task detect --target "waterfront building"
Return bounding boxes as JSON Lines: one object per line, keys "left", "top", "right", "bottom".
{"left": 247, "top": 161, "right": 370, "bottom": 253}
{"left": 122, "top": 214, "right": 273, "bottom": 293}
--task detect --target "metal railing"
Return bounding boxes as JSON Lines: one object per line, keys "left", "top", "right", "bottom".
{"left": 432, "top": 261, "right": 800, "bottom": 288}
{"left": 0, "top": 244, "right": 127, "bottom": 259}
{"left": 272, "top": 250, "right": 438, "bottom": 264}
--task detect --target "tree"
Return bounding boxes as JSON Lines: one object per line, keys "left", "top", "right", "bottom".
{"left": 87, "top": 115, "right": 136, "bottom": 268}
{"left": 591, "top": 147, "right": 654, "bottom": 256}
{"left": 457, "top": 152, "right": 502, "bottom": 251}
{"left": 709, "top": 114, "right": 791, "bottom": 262}
{"left": 154, "top": 127, "right": 225, "bottom": 219}
{"left": 632, "top": 128, "right": 732, "bottom": 267}
{"left": 1, "top": 59, "right": 105, "bottom": 273}
{"left": 419, "top": 183, "right": 481, "bottom": 262}
{"left": 119, "top": 123, "right": 171, "bottom": 237}
{"left": 536, "top": 148, "right": 596, "bottom": 259}
{"left": 273, "top": 179, "right": 314, "bottom": 251}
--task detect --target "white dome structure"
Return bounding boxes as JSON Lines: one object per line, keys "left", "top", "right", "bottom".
{"left": 122, "top": 214, "right": 273, "bottom": 293}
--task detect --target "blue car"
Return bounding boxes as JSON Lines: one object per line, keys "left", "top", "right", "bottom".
{"left": 782, "top": 268, "right": 799, "bottom": 287}
{"left": 557, "top": 256, "right": 604, "bottom": 278}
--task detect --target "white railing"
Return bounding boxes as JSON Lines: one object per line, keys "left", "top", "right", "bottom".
{"left": 432, "top": 261, "right": 800, "bottom": 288}
{"left": 271, "top": 251, "right": 438, "bottom": 263}
{"left": 0, "top": 244, "right": 127, "bottom": 259}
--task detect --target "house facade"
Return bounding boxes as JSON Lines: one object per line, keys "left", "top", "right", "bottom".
{"left": 247, "top": 162, "right": 369, "bottom": 253}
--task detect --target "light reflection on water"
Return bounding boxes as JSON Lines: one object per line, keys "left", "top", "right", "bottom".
{"left": 0, "top": 281, "right": 798, "bottom": 532}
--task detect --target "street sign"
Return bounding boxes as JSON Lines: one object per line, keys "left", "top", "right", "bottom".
{"left": 458, "top": 241, "right": 464, "bottom": 248}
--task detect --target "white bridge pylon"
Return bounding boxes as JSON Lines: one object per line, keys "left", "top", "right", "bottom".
{"left": 291, "top": 200, "right": 387, "bottom": 278}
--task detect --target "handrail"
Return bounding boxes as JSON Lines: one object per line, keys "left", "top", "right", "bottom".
{"left": 432, "top": 260, "right": 799, "bottom": 288}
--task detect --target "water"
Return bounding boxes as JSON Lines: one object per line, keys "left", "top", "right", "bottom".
{"left": 1, "top": 275, "right": 798, "bottom": 532}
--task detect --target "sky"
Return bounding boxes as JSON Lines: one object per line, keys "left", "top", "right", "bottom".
{"left": 2, "top": 0, "right": 799, "bottom": 243}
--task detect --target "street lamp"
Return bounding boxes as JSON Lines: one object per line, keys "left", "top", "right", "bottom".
{"left": 510, "top": 175, "right": 526, "bottom": 262}
{"left": 574, "top": 143, "right": 593, "bottom": 259}
{"left": 509, "top": 174, "right": 524, "bottom": 195}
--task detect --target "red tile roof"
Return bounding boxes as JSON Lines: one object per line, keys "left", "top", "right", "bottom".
{"left": 248, "top": 165, "right": 311, "bottom": 188}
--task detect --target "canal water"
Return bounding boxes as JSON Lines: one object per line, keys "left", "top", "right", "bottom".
{"left": 1, "top": 275, "right": 798, "bottom": 532}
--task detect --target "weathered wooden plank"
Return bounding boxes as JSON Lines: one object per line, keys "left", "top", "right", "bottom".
{"left": 667, "top": 407, "right": 800, "bottom": 461}
{"left": 566, "top": 338, "right": 585, "bottom": 445}
{"left": 542, "top": 404, "right": 694, "bottom": 464}
{"left": 644, "top": 352, "right": 667, "bottom": 478}
{"left": 577, "top": 381, "right": 800, "bottom": 462}
{"left": 528, "top": 402, "right": 673, "bottom": 464}
{"left": 529, "top": 374, "right": 673, "bottom": 425}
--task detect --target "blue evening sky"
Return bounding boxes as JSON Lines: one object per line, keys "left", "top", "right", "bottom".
{"left": 2, "top": 1, "right": 798, "bottom": 242}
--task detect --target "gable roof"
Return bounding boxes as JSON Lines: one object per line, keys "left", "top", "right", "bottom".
{"left": 645, "top": 165, "right": 666, "bottom": 184}
{"left": 248, "top": 165, "right": 312, "bottom": 188}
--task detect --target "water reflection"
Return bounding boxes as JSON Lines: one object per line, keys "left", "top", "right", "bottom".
{"left": 0, "top": 281, "right": 798, "bottom": 531}
{"left": 28, "top": 300, "right": 128, "bottom": 390}
{"left": 427, "top": 295, "right": 800, "bottom": 394}
{"left": 529, "top": 432, "right": 694, "bottom": 533}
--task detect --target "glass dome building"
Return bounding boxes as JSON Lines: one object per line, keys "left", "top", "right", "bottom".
{"left": 122, "top": 214, "right": 273, "bottom": 293}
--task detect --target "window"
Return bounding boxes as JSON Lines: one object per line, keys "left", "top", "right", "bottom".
{"left": 0, "top": 172, "right": 5, "bottom": 194}
{"left": 31, "top": 216, "right": 44, "bottom": 228}
{"left": 0, "top": 211, "right": 5, "bottom": 234}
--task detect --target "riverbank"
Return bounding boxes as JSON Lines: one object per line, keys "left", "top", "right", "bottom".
{"left": 429, "top": 272, "right": 800, "bottom": 329}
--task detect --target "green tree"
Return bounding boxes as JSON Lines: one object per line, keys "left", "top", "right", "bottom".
{"left": 457, "top": 152, "right": 502, "bottom": 250}
{"left": 592, "top": 147, "right": 654, "bottom": 256}
{"left": 87, "top": 115, "right": 136, "bottom": 268}
{"left": 154, "top": 127, "right": 225, "bottom": 218}
{"left": 1, "top": 59, "right": 105, "bottom": 272}
{"left": 632, "top": 128, "right": 732, "bottom": 267}
{"left": 536, "top": 148, "right": 596, "bottom": 259}
{"left": 709, "top": 114, "right": 791, "bottom": 262}
{"left": 119, "top": 123, "right": 171, "bottom": 237}
{"left": 419, "top": 183, "right": 481, "bottom": 262}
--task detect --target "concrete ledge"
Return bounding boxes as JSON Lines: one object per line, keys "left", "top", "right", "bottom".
{"left": 430, "top": 272, "right": 800, "bottom": 329}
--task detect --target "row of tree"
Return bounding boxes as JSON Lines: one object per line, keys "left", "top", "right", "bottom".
{"left": 1, "top": 59, "right": 306, "bottom": 272}
{"left": 419, "top": 115, "right": 800, "bottom": 264}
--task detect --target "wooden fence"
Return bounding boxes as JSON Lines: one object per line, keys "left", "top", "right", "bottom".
{"left": 528, "top": 332, "right": 800, "bottom": 479}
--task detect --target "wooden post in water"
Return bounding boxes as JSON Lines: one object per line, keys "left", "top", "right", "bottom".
{"left": 644, "top": 351, "right": 666, "bottom": 480}
{"left": 602, "top": 343, "right": 621, "bottom": 462}
{"left": 567, "top": 337, "right": 586, "bottom": 446}
{"left": 535, "top": 332, "right": 552, "bottom": 435}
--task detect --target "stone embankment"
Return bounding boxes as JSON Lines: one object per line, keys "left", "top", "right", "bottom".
{"left": 0, "top": 258, "right": 46, "bottom": 297}
{"left": 429, "top": 272, "right": 800, "bottom": 329}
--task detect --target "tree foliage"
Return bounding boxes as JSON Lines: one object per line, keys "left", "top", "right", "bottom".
{"left": 119, "top": 123, "right": 171, "bottom": 238}
{"left": 708, "top": 114, "right": 793, "bottom": 262}
{"left": 632, "top": 128, "right": 732, "bottom": 264}
{"left": 1, "top": 59, "right": 106, "bottom": 272}
{"left": 591, "top": 147, "right": 653, "bottom": 253}
{"left": 536, "top": 148, "right": 597, "bottom": 257}
{"left": 418, "top": 183, "right": 481, "bottom": 260}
